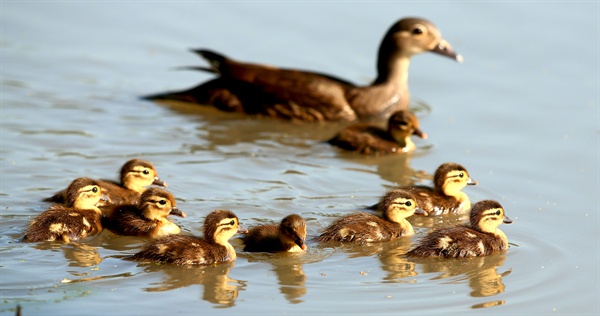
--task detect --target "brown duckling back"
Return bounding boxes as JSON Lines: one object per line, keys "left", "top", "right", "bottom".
{"left": 328, "top": 110, "right": 427, "bottom": 155}
{"left": 44, "top": 158, "right": 167, "bottom": 207}
{"left": 406, "top": 200, "right": 513, "bottom": 258}
{"left": 130, "top": 210, "right": 239, "bottom": 265}
{"left": 103, "top": 187, "right": 186, "bottom": 238}
{"left": 143, "top": 18, "right": 461, "bottom": 122}
{"left": 318, "top": 189, "right": 420, "bottom": 244}
{"left": 243, "top": 214, "right": 307, "bottom": 252}
{"left": 23, "top": 177, "right": 104, "bottom": 243}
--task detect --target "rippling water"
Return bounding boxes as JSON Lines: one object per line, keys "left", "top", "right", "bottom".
{"left": 1, "top": 2, "right": 598, "bottom": 315}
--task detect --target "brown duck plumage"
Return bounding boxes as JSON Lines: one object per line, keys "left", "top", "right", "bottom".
{"left": 130, "top": 210, "right": 239, "bottom": 265}
{"left": 318, "top": 189, "right": 422, "bottom": 244}
{"left": 328, "top": 110, "right": 427, "bottom": 155}
{"left": 406, "top": 200, "right": 513, "bottom": 258}
{"left": 102, "top": 187, "right": 186, "bottom": 238}
{"left": 243, "top": 214, "right": 307, "bottom": 252}
{"left": 23, "top": 178, "right": 105, "bottom": 243}
{"left": 44, "top": 159, "right": 167, "bottom": 208}
{"left": 373, "top": 162, "right": 478, "bottom": 216}
{"left": 144, "top": 17, "right": 461, "bottom": 122}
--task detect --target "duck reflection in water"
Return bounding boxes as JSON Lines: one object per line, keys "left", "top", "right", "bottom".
{"left": 141, "top": 262, "right": 246, "bottom": 307}
{"left": 243, "top": 253, "right": 308, "bottom": 304}
{"left": 31, "top": 242, "right": 102, "bottom": 268}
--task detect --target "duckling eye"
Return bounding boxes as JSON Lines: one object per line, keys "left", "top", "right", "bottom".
{"left": 459, "top": 173, "right": 464, "bottom": 178}
{"left": 405, "top": 201, "right": 412, "bottom": 206}
{"left": 229, "top": 220, "right": 235, "bottom": 226}
{"left": 143, "top": 169, "right": 150, "bottom": 175}
{"left": 158, "top": 200, "right": 167, "bottom": 205}
{"left": 412, "top": 27, "right": 424, "bottom": 35}
{"left": 91, "top": 187, "right": 98, "bottom": 193}
{"left": 495, "top": 210, "right": 501, "bottom": 216}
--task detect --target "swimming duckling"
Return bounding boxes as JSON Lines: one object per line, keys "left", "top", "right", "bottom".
{"left": 406, "top": 200, "right": 513, "bottom": 258}
{"left": 102, "top": 187, "right": 186, "bottom": 238}
{"left": 23, "top": 178, "right": 105, "bottom": 243}
{"left": 373, "top": 162, "right": 478, "bottom": 216}
{"left": 318, "top": 189, "right": 422, "bottom": 243}
{"left": 129, "top": 210, "right": 240, "bottom": 265}
{"left": 144, "top": 17, "right": 462, "bottom": 122}
{"left": 243, "top": 214, "right": 307, "bottom": 252}
{"left": 328, "top": 110, "right": 427, "bottom": 155}
{"left": 44, "top": 159, "right": 167, "bottom": 207}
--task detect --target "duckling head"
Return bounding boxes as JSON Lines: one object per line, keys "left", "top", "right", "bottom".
{"left": 435, "top": 162, "right": 478, "bottom": 197}
{"left": 379, "top": 189, "right": 422, "bottom": 223}
{"left": 65, "top": 177, "right": 105, "bottom": 211}
{"left": 376, "top": 17, "right": 462, "bottom": 82}
{"left": 388, "top": 110, "right": 427, "bottom": 151}
{"left": 470, "top": 200, "right": 513, "bottom": 234}
{"left": 204, "top": 210, "right": 240, "bottom": 246}
{"left": 139, "top": 187, "right": 186, "bottom": 221}
{"left": 120, "top": 159, "right": 167, "bottom": 193}
{"left": 279, "top": 214, "right": 308, "bottom": 251}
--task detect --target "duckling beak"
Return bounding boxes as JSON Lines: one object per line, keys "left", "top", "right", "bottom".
{"left": 295, "top": 237, "right": 307, "bottom": 251}
{"left": 412, "top": 128, "right": 428, "bottom": 140}
{"left": 152, "top": 177, "right": 168, "bottom": 187}
{"left": 413, "top": 208, "right": 427, "bottom": 216}
{"left": 503, "top": 216, "right": 513, "bottom": 224}
{"left": 467, "top": 178, "right": 479, "bottom": 186}
{"left": 169, "top": 207, "right": 186, "bottom": 218}
{"left": 97, "top": 194, "right": 111, "bottom": 206}
{"left": 431, "top": 39, "right": 463, "bottom": 63}
{"left": 237, "top": 225, "right": 249, "bottom": 234}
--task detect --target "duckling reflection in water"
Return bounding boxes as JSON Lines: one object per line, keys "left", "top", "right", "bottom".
{"left": 103, "top": 187, "right": 186, "bottom": 238}
{"left": 406, "top": 200, "right": 513, "bottom": 258}
{"left": 23, "top": 178, "right": 106, "bottom": 243}
{"left": 373, "top": 162, "right": 478, "bottom": 216}
{"left": 130, "top": 210, "right": 239, "bottom": 265}
{"left": 44, "top": 159, "right": 167, "bottom": 210}
{"left": 318, "top": 189, "right": 422, "bottom": 243}
{"left": 144, "top": 18, "right": 462, "bottom": 122}
{"left": 328, "top": 110, "right": 427, "bottom": 155}
{"left": 243, "top": 214, "right": 307, "bottom": 252}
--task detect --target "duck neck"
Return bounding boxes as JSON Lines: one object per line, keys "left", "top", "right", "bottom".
{"left": 390, "top": 130, "right": 415, "bottom": 152}
{"left": 73, "top": 199, "right": 101, "bottom": 214}
{"left": 374, "top": 54, "right": 410, "bottom": 88}
{"left": 123, "top": 178, "right": 145, "bottom": 193}
{"left": 495, "top": 229, "right": 509, "bottom": 248}
{"left": 214, "top": 234, "right": 236, "bottom": 261}
{"left": 386, "top": 212, "right": 414, "bottom": 236}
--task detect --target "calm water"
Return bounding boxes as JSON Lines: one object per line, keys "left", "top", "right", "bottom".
{"left": 1, "top": 2, "right": 598, "bottom": 315}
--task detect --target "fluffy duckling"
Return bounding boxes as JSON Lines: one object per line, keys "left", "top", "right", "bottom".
{"left": 44, "top": 159, "right": 167, "bottom": 207}
{"left": 144, "top": 17, "right": 462, "bottom": 122}
{"left": 374, "top": 162, "right": 478, "bottom": 216}
{"left": 318, "top": 189, "right": 422, "bottom": 243}
{"left": 328, "top": 110, "right": 427, "bottom": 155}
{"left": 23, "top": 178, "right": 105, "bottom": 243}
{"left": 406, "top": 200, "right": 513, "bottom": 258}
{"left": 243, "top": 214, "right": 307, "bottom": 252}
{"left": 129, "top": 210, "right": 240, "bottom": 265}
{"left": 102, "top": 188, "right": 186, "bottom": 238}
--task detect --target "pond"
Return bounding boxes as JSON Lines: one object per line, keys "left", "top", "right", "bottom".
{"left": 1, "top": 2, "right": 598, "bottom": 315}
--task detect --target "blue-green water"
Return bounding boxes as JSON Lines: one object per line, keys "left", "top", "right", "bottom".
{"left": 1, "top": 2, "right": 598, "bottom": 315}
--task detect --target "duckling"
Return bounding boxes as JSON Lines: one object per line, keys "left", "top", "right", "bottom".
{"left": 129, "top": 210, "right": 239, "bottom": 265}
{"left": 318, "top": 189, "right": 422, "bottom": 243}
{"left": 44, "top": 158, "right": 167, "bottom": 207}
{"left": 406, "top": 200, "right": 513, "bottom": 258}
{"left": 102, "top": 187, "right": 186, "bottom": 238}
{"left": 373, "top": 162, "right": 478, "bottom": 216}
{"left": 328, "top": 110, "right": 427, "bottom": 155}
{"left": 144, "top": 17, "right": 462, "bottom": 122}
{"left": 23, "top": 177, "right": 105, "bottom": 243}
{"left": 243, "top": 214, "right": 307, "bottom": 252}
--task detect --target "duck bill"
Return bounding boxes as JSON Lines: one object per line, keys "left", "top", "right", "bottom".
{"left": 503, "top": 216, "right": 513, "bottom": 224}
{"left": 467, "top": 178, "right": 479, "bottom": 186}
{"left": 412, "top": 127, "right": 428, "bottom": 140}
{"left": 295, "top": 237, "right": 307, "bottom": 251}
{"left": 413, "top": 208, "right": 427, "bottom": 216}
{"left": 169, "top": 208, "right": 186, "bottom": 218}
{"left": 97, "top": 194, "right": 111, "bottom": 206}
{"left": 431, "top": 39, "right": 463, "bottom": 63}
{"left": 237, "top": 225, "right": 249, "bottom": 234}
{"left": 152, "top": 177, "right": 168, "bottom": 187}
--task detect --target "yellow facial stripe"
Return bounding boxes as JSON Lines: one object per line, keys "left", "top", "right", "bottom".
{"left": 483, "top": 208, "right": 504, "bottom": 218}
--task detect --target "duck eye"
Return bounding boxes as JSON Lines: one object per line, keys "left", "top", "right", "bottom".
{"left": 405, "top": 201, "right": 412, "bottom": 206}
{"left": 459, "top": 173, "right": 464, "bottom": 178}
{"left": 495, "top": 210, "right": 501, "bottom": 216}
{"left": 92, "top": 187, "right": 98, "bottom": 193}
{"left": 158, "top": 200, "right": 167, "bottom": 205}
{"left": 229, "top": 220, "right": 235, "bottom": 226}
{"left": 143, "top": 169, "right": 150, "bottom": 175}
{"left": 412, "top": 27, "right": 424, "bottom": 35}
